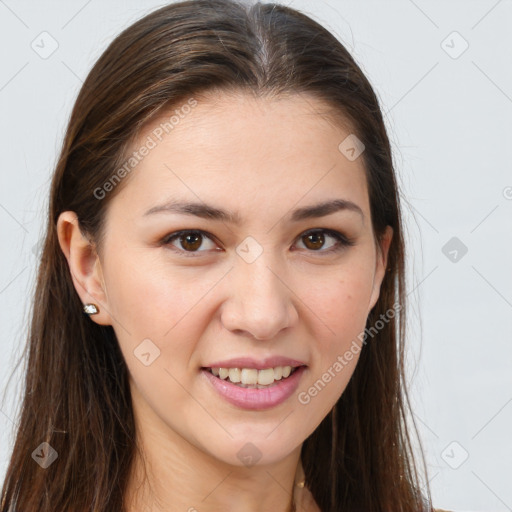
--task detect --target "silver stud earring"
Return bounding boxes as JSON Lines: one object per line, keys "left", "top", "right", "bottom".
{"left": 83, "top": 303, "right": 99, "bottom": 315}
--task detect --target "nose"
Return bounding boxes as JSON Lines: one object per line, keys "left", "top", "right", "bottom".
{"left": 220, "top": 257, "right": 299, "bottom": 341}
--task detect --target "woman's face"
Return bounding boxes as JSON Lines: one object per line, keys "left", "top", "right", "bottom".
{"left": 67, "top": 91, "right": 391, "bottom": 468}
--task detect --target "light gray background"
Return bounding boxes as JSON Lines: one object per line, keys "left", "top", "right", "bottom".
{"left": 1, "top": 1, "right": 511, "bottom": 511}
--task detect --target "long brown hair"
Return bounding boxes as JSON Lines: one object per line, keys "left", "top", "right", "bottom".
{"left": 1, "top": 1, "right": 433, "bottom": 510}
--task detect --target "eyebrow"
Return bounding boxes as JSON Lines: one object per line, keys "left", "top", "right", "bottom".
{"left": 143, "top": 198, "right": 364, "bottom": 224}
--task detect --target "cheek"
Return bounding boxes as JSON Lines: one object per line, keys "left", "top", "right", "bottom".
{"left": 103, "top": 250, "right": 203, "bottom": 332}
{"left": 297, "top": 263, "right": 374, "bottom": 402}
{"left": 103, "top": 256, "right": 212, "bottom": 422}
{"left": 102, "top": 252, "right": 227, "bottom": 371}
{"left": 302, "top": 262, "right": 374, "bottom": 340}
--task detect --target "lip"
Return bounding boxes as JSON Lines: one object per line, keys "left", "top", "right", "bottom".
{"left": 201, "top": 365, "right": 307, "bottom": 411}
{"left": 203, "top": 356, "right": 307, "bottom": 370}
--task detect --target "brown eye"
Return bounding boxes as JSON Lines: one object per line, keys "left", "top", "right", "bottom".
{"left": 302, "top": 231, "right": 326, "bottom": 250}
{"left": 180, "top": 232, "right": 203, "bottom": 251}
{"left": 295, "top": 229, "right": 355, "bottom": 254}
{"left": 163, "top": 230, "right": 217, "bottom": 254}
{"left": 162, "top": 228, "right": 354, "bottom": 257}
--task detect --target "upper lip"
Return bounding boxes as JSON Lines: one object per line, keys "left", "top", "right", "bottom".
{"left": 202, "top": 356, "right": 307, "bottom": 371}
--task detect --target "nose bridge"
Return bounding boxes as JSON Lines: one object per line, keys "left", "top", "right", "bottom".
{"left": 235, "top": 234, "right": 282, "bottom": 292}
{"left": 221, "top": 244, "right": 297, "bottom": 339}
{"left": 238, "top": 251, "right": 282, "bottom": 298}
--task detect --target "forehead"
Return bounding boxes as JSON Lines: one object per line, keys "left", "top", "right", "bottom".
{"left": 110, "top": 91, "right": 370, "bottom": 222}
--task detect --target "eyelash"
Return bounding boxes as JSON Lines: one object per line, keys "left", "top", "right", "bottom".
{"left": 161, "top": 228, "right": 355, "bottom": 257}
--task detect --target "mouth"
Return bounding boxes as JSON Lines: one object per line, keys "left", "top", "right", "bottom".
{"left": 200, "top": 364, "right": 308, "bottom": 410}
{"left": 202, "top": 365, "right": 305, "bottom": 389}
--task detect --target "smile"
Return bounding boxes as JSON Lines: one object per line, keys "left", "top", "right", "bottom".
{"left": 200, "top": 365, "right": 307, "bottom": 410}
{"left": 206, "top": 365, "right": 301, "bottom": 388}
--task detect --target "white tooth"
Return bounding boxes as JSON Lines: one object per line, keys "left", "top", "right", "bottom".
{"left": 240, "top": 368, "right": 258, "bottom": 385}
{"left": 212, "top": 365, "right": 298, "bottom": 385}
{"left": 257, "top": 368, "right": 275, "bottom": 386}
{"left": 282, "top": 366, "right": 292, "bottom": 378}
{"left": 228, "top": 368, "right": 241, "bottom": 383}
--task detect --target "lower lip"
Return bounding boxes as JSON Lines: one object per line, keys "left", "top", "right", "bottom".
{"left": 201, "top": 366, "right": 307, "bottom": 411}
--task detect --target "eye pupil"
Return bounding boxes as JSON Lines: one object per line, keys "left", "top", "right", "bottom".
{"left": 181, "top": 233, "right": 202, "bottom": 251}
{"left": 304, "top": 232, "right": 325, "bottom": 250}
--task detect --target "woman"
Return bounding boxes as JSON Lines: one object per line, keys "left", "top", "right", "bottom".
{"left": 1, "top": 0, "right": 448, "bottom": 510}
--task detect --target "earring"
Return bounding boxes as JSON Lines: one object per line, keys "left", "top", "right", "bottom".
{"left": 83, "top": 303, "right": 99, "bottom": 315}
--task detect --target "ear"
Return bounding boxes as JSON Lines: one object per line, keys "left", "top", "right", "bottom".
{"left": 367, "top": 225, "right": 393, "bottom": 314}
{"left": 56, "top": 211, "right": 112, "bottom": 326}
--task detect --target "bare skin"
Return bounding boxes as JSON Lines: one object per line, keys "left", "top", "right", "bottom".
{"left": 57, "top": 91, "right": 392, "bottom": 512}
